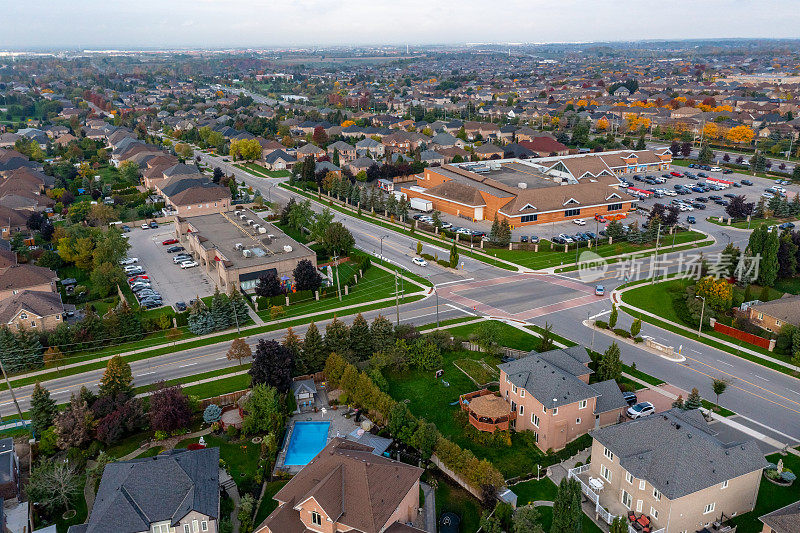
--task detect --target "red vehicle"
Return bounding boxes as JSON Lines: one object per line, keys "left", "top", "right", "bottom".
{"left": 162, "top": 238, "right": 179, "bottom": 245}
{"left": 670, "top": 171, "right": 682, "bottom": 177}
{"left": 128, "top": 275, "right": 149, "bottom": 282}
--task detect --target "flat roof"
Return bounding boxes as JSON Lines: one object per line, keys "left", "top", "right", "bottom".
{"left": 183, "top": 208, "right": 315, "bottom": 271}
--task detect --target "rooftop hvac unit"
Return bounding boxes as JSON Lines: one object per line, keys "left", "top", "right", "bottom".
{"left": 267, "top": 234, "right": 275, "bottom": 240}
{"left": 234, "top": 243, "right": 243, "bottom": 250}
{"left": 518, "top": 182, "right": 528, "bottom": 189}
{"left": 242, "top": 249, "right": 252, "bottom": 258}
{"left": 238, "top": 213, "right": 247, "bottom": 220}
{"left": 252, "top": 223, "right": 261, "bottom": 230}
{"left": 283, "top": 245, "right": 293, "bottom": 253}
{"left": 258, "top": 227, "right": 267, "bottom": 234}
{"left": 246, "top": 219, "right": 254, "bottom": 226}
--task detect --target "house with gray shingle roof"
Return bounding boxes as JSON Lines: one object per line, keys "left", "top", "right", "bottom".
{"left": 68, "top": 447, "right": 220, "bottom": 533}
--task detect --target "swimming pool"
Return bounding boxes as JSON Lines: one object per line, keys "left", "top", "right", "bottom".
{"left": 284, "top": 421, "right": 330, "bottom": 466}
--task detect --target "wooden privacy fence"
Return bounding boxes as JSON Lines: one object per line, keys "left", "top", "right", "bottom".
{"left": 199, "top": 389, "right": 249, "bottom": 409}
{"left": 461, "top": 341, "right": 528, "bottom": 360}
{"left": 711, "top": 320, "right": 774, "bottom": 351}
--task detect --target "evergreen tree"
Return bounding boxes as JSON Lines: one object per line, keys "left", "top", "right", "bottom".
{"left": 608, "top": 304, "right": 618, "bottom": 328}
{"left": 685, "top": 387, "right": 702, "bottom": 410}
{"left": 210, "top": 288, "right": 233, "bottom": 331}
{"left": 597, "top": 342, "right": 622, "bottom": 382}
{"left": 499, "top": 219, "right": 512, "bottom": 246}
{"left": 349, "top": 313, "right": 373, "bottom": 362}
{"left": 282, "top": 327, "right": 303, "bottom": 372}
{"left": 228, "top": 288, "right": 249, "bottom": 325}
{"left": 449, "top": 240, "right": 459, "bottom": 268}
{"left": 778, "top": 230, "right": 798, "bottom": 279}
{"left": 759, "top": 229, "right": 780, "bottom": 286}
{"left": 325, "top": 317, "right": 350, "bottom": 358}
{"left": 30, "top": 382, "right": 58, "bottom": 437}
{"left": 98, "top": 355, "right": 133, "bottom": 399}
{"left": 550, "top": 478, "right": 582, "bottom": 533}
{"left": 370, "top": 314, "right": 395, "bottom": 353}
{"left": 489, "top": 214, "right": 501, "bottom": 244}
{"left": 187, "top": 306, "right": 215, "bottom": 335}
{"left": 300, "top": 322, "right": 326, "bottom": 373}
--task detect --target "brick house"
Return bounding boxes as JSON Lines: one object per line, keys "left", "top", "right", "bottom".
{"left": 747, "top": 295, "right": 800, "bottom": 333}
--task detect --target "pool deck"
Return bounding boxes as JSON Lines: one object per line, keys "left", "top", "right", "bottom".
{"left": 274, "top": 406, "right": 370, "bottom": 475}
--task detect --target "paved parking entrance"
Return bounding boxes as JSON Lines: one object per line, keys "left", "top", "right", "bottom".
{"left": 126, "top": 224, "right": 215, "bottom": 308}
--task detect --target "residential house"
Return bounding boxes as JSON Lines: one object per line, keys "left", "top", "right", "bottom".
{"left": 263, "top": 150, "right": 297, "bottom": 171}
{"left": 326, "top": 140, "right": 357, "bottom": 163}
{"left": 747, "top": 294, "right": 800, "bottom": 332}
{"left": 575, "top": 408, "right": 766, "bottom": 533}
{"left": 0, "top": 439, "right": 19, "bottom": 501}
{"left": 520, "top": 136, "right": 570, "bottom": 157}
{"left": 355, "top": 138, "right": 385, "bottom": 158}
{"left": 291, "top": 378, "right": 317, "bottom": 411}
{"left": 258, "top": 139, "right": 287, "bottom": 159}
{"left": 295, "top": 143, "right": 326, "bottom": 160}
{"left": 0, "top": 264, "right": 58, "bottom": 301}
{"left": 472, "top": 143, "right": 504, "bottom": 160}
{"left": 760, "top": 499, "right": 800, "bottom": 533}
{"left": 255, "top": 438, "right": 424, "bottom": 533}
{"left": 0, "top": 290, "right": 65, "bottom": 330}
{"left": 496, "top": 346, "right": 627, "bottom": 450}
{"left": 68, "top": 447, "right": 220, "bottom": 533}
{"left": 419, "top": 150, "right": 445, "bottom": 166}
{"left": 158, "top": 176, "right": 231, "bottom": 216}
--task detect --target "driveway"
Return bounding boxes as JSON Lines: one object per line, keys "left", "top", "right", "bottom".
{"left": 126, "top": 224, "right": 215, "bottom": 308}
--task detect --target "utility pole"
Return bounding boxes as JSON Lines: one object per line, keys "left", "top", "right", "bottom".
{"left": 0, "top": 358, "right": 24, "bottom": 429}
{"left": 231, "top": 293, "right": 241, "bottom": 334}
{"left": 651, "top": 221, "right": 662, "bottom": 284}
{"left": 332, "top": 254, "right": 342, "bottom": 301}
{"left": 434, "top": 285, "right": 440, "bottom": 328}
{"left": 697, "top": 296, "right": 706, "bottom": 337}
{"left": 394, "top": 270, "right": 400, "bottom": 325}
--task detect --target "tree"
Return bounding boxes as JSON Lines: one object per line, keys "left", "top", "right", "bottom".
{"left": 255, "top": 270, "right": 283, "bottom": 298}
{"left": 250, "top": 339, "right": 293, "bottom": 393}
{"left": 26, "top": 461, "right": 81, "bottom": 514}
{"left": 630, "top": 318, "right": 642, "bottom": 337}
{"left": 370, "top": 314, "right": 395, "bottom": 353}
{"left": 293, "top": 259, "right": 322, "bottom": 292}
{"left": 489, "top": 214, "right": 502, "bottom": 244}
{"left": 514, "top": 505, "right": 544, "bottom": 533}
{"left": 174, "top": 142, "right": 194, "bottom": 159}
{"left": 323, "top": 222, "right": 355, "bottom": 257}
{"left": 242, "top": 384, "right": 285, "bottom": 436}
{"left": 388, "top": 403, "right": 416, "bottom": 442}
{"left": 471, "top": 321, "right": 500, "bottom": 355}
{"left": 597, "top": 342, "right": 622, "bottom": 382}
{"left": 238, "top": 494, "right": 255, "bottom": 533}
{"left": 148, "top": 383, "right": 192, "bottom": 432}
{"left": 325, "top": 317, "right": 350, "bottom": 358}
{"left": 54, "top": 394, "right": 94, "bottom": 449}
{"left": 711, "top": 378, "right": 728, "bottom": 408}
{"left": 726, "top": 125, "right": 755, "bottom": 145}
{"left": 300, "top": 322, "right": 326, "bottom": 374}
{"left": 416, "top": 240, "right": 423, "bottom": 255}
{"left": 726, "top": 195, "right": 755, "bottom": 220}
{"left": 672, "top": 395, "right": 685, "bottom": 409}
{"left": 449, "top": 240, "right": 459, "bottom": 269}
{"left": 685, "top": 387, "right": 702, "bottom": 410}
{"left": 227, "top": 337, "right": 252, "bottom": 366}
{"left": 43, "top": 346, "right": 64, "bottom": 368}
{"left": 90, "top": 262, "right": 126, "bottom": 298}
{"left": 98, "top": 355, "right": 133, "bottom": 399}
{"left": 283, "top": 326, "right": 303, "bottom": 369}
{"left": 698, "top": 144, "right": 715, "bottom": 164}
{"left": 203, "top": 404, "right": 222, "bottom": 424}
{"left": 349, "top": 313, "right": 373, "bottom": 362}
{"left": 410, "top": 420, "right": 439, "bottom": 461}
{"left": 750, "top": 152, "right": 768, "bottom": 173}
{"left": 759, "top": 229, "right": 780, "bottom": 286}
{"left": 30, "top": 382, "right": 58, "bottom": 437}
{"left": 550, "top": 478, "right": 582, "bottom": 533}
{"left": 118, "top": 160, "right": 140, "bottom": 183}
{"left": 608, "top": 304, "right": 618, "bottom": 328}
{"left": 778, "top": 230, "right": 798, "bottom": 279}
{"left": 540, "top": 322, "right": 554, "bottom": 352}
{"left": 610, "top": 516, "right": 628, "bottom": 533}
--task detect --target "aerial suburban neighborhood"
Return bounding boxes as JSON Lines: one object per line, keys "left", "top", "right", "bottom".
{"left": 2, "top": 3, "right": 800, "bottom": 533}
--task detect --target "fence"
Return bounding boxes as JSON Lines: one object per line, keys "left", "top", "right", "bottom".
{"left": 198, "top": 389, "right": 249, "bottom": 409}
{"left": 461, "top": 341, "right": 529, "bottom": 360}
{"left": 430, "top": 454, "right": 484, "bottom": 499}
{"left": 712, "top": 320, "right": 773, "bottom": 351}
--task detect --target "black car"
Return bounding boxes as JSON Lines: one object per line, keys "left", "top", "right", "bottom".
{"left": 695, "top": 197, "right": 708, "bottom": 203}
{"left": 692, "top": 202, "right": 707, "bottom": 210}
{"left": 697, "top": 172, "right": 709, "bottom": 178}
{"left": 622, "top": 391, "right": 638, "bottom": 406}
{"left": 708, "top": 195, "right": 722, "bottom": 201}
{"left": 121, "top": 225, "right": 131, "bottom": 232}
{"left": 175, "top": 301, "right": 187, "bottom": 312}
{"left": 686, "top": 174, "right": 699, "bottom": 180}
{"left": 722, "top": 168, "right": 734, "bottom": 174}
{"left": 661, "top": 174, "right": 672, "bottom": 180}
{"left": 520, "top": 236, "right": 528, "bottom": 243}
{"left": 732, "top": 182, "right": 742, "bottom": 188}
{"left": 166, "top": 245, "right": 185, "bottom": 253}
{"left": 716, "top": 199, "right": 729, "bottom": 206}
{"left": 688, "top": 163, "right": 697, "bottom": 168}
{"left": 741, "top": 179, "right": 753, "bottom": 186}
{"left": 724, "top": 193, "right": 737, "bottom": 199}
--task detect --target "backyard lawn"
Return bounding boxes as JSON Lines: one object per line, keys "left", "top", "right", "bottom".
{"left": 253, "top": 480, "right": 290, "bottom": 526}
{"left": 511, "top": 477, "right": 558, "bottom": 506}
{"left": 454, "top": 357, "right": 498, "bottom": 386}
{"left": 534, "top": 506, "right": 604, "bottom": 533}
{"left": 385, "top": 347, "right": 544, "bottom": 478}
{"left": 729, "top": 452, "right": 800, "bottom": 532}
{"left": 446, "top": 321, "right": 543, "bottom": 352}
{"left": 431, "top": 473, "right": 482, "bottom": 533}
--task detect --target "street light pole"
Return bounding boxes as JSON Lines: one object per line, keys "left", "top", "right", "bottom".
{"left": 697, "top": 295, "right": 706, "bottom": 338}
{"left": 379, "top": 235, "right": 389, "bottom": 260}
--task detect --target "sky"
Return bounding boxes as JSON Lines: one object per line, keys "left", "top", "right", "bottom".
{"left": 3, "top": 0, "right": 800, "bottom": 50}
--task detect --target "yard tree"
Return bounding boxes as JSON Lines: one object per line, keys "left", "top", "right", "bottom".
{"left": 26, "top": 461, "right": 81, "bottom": 514}
{"left": 370, "top": 314, "right": 395, "bottom": 353}
{"left": 283, "top": 327, "right": 303, "bottom": 368}
{"left": 449, "top": 240, "right": 459, "bottom": 268}
{"left": 490, "top": 214, "right": 502, "bottom": 244}
{"left": 238, "top": 494, "right": 255, "bottom": 533}
{"left": 608, "top": 304, "right": 619, "bottom": 328}
{"left": 90, "top": 262, "right": 125, "bottom": 298}
{"left": 323, "top": 222, "right": 355, "bottom": 257}
{"left": 118, "top": 160, "right": 140, "bottom": 182}
{"left": 606, "top": 219, "right": 624, "bottom": 242}
{"left": 479, "top": 512, "right": 502, "bottom": 533}
{"left": 610, "top": 516, "right": 627, "bottom": 533}
{"left": 672, "top": 395, "right": 685, "bottom": 409}
{"left": 778, "top": 230, "right": 798, "bottom": 279}
{"left": 598, "top": 342, "right": 622, "bottom": 382}
{"left": 300, "top": 322, "right": 326, "bottom": 373}
{"left": 759, "top": 229, "right": 780, "bottom": 286}
{"left": 242, "top": 384, "right": 285, "bottom": 436}
{"left": 226, "top": 337, "right": 252, "bottom": 366}
{"left": 30, "top": 382, "right": 58, "bottom": 437}
{"left": 255, "top": 270, "right": 283, "bottom": 298}
{"left": 410, "top": 420, "right": 439, "bottom": 461}
{"left": 250, "top": 339, "right": 293, "bottom": 393}
{"left": 88, "top": 203, "right": 116, "bottom": 226}
{"left": 293, "top": 259, "right": 322, "bottom": 292}
{"left": 43, "top": 346, "right": 64, "bottom": 368}
{"left": 174, "top": 142, "right": 193, "bottom": 160}
{"left": 309, "top": 207, "right": 334, "bottom": 243}
{"left": 685, "top": 387, "right": 703, "bottom": 410}
{"left": 98, "top": 355, "right": 133, "bottom": 399}
{"left": 540, "top": 322, "right": 555, "bottom": 352}
{"left": 513, "top": 505, "right": 544, "bottom": 533}
{"left": 203, "top": 404, "right": 222, "bottom": 424}
{"left": 148, "top": 383, "right": 192, "bottom": 432}
{"left": 630, "top": 318, "right": 642, "bottom": 338}
{"left": 550, "top": 478, "right": 582, "bottom": 533}
{"left": 472, "top": 321, "right": 501, "bottom": 354}
{"left": 409, "top": 338, "right": 443, "bottom": 370}
{"left": 711, "top": 378, "right": 729, "bottom": 408}
{"left": 54, "top": 394, "right": 94, "bottom": 449}
{"left": 325, "top": 316, "right": 351, "bottom": 359}
{"left": 349, "top": 313, "right": 373, "bottom": 362}
{"left": 388, "top": 403, "right": 417, "bottom": 443}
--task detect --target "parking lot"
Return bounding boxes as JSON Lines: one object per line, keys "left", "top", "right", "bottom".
{"left": 124, "top": 223, "right": 215, "bottom": 309}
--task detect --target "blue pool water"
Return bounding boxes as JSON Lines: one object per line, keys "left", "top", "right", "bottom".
{"left": 284, "top": 421, "right": 330, "bottom": 466}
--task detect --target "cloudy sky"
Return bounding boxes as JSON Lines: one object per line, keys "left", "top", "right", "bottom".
{"left": 3, "top": 0, "right": 799, "bottom": 49}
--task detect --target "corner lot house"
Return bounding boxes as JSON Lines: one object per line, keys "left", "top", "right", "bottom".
{"left": 570, "top": 409, "right": 766, "bottom": 533}
{"left": 496, "top": 346, "right": 627, "bottom": 451}
{"left": 68, "top": 447, "right": 220, "bottom": 533}
{"left": 747, "top": 294, "right": 800, "bottom": 332}
{"left": 255, "top": 438, "right": 425, "bottom": 533}
{"left": 760, "top": 499, "right": 800, "bottom": 533}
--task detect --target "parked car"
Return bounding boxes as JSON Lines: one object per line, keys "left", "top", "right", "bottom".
{"left": 670, "top": 171, "right": 682, "bottom": 177}
{"left": 520, "top": 236, "right": 528, "bottom": 243}
{"left": 595, "top": 285, "right": 605, "bottom": 296}
{"left": 162, "top": 238, "right": 179, "bottom": 245}
{"left": 121, "top": 225, "right": 131, "bottom": 232}
{"left": 180, "top": 261, "right": 199, "bottom": 269}
{"left": 780, "top": 222, "right": 796, "bottom": 230}
{"left": 149, "top": 221, "right": 159, "bottom": 229}
{"left": 627, "top": 401, "right": 655, "bottom": 419}
{"left": 119, "top": 258, "right": 138, "bottom": 265}
{"left": 741, "top": 179, "right": 753, "bottom": 186}
{"left": 722, "top": 168, "right": 734, "bottom": 174}
{"left": 687, "top": 216, "right": 696, "bottom": 224}
{"left": 175, "top": 301, "right": 187, "bottom": 312}
{"left": 710, "top": 166, "right": 722, "bottom": 172}
{"left": 530, "top": 236, "right": 540, "bottom": 244}
{"left": 762, "top": 192, "right": 775, "bottom": 199}
{"left": 173, "top": 254, "right": 192, "bottom": 264}
{"left": 123, "top": 265, "right": 143, "bottom": 273}
{"left": 622, "top": 392, "right": 638, "bottom": 406}
{"left": 558, "top": 233, "right": 574, "bottom": 244}
{"left": 692, "top": 202, "right": 707, "bottom": 210}
{"left": 412, "top": 257, "right": 428, "bottom": 267}
{"left": 166, "top": 246, "right": 185, "bottom": 253}
{"left": 141, "top": 223, "right": 149, "bottom": 230}
{"left": 573, "top": 219, "right": 586, "bottom": 226}
{"left": 697, "top": 172, "right": 708, "bottom": 178}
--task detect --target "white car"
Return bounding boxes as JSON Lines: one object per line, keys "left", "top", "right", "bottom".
{"left": 762, "top": 192, "right": 775, "bottom": 199}
{"left": 141, "top": 223, "right": 149, "bottom": 230}
{"left": 119, "top": 258, "right": 138, "bottom": 265}
{"left": 710, "top": 166, "right": 722, "bottom": 172}
{"left": 558, "top": 233, "right": 574, "bottom": 244}
{"left": 123, "top": 265, "right": 142, "bottom": 273}
{"left": 173, "top": 255, "right": 192, "bottom": 264}
{"left": 412, "top": 257, "right": 428, "bottom": 267}
{"left": 180, "top": 261, "right": 199, "bottom": 269}
{"left": 627, "top": 401, "right": 655, "bottom": 419}
{"left": 573, "top": 219, "right": 586, "bottom": 226}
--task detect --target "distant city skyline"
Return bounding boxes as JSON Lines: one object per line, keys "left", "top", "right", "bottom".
{"left": 3, "top": 0, "right": 800, "bottom": 50}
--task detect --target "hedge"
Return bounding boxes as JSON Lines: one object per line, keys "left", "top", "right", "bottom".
{"left": 613, "top": 328, "right": 631, "bottom": 338}
{"left": 595, "top": 320, "right": 608, "bottom": 330}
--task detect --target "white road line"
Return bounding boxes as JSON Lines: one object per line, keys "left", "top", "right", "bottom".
{"left": 51, "top": 390, "right": 69, "bottom": 396}
{"left": 589, "top": 310, "right": 611, "bottom": 320}
{"left": 137, "top": 371, "right": 155, "bottom": 376}
{"left": 716, "top": 360, "right": 734, "bottom": 367}
{"left": 178, "top": 362, "right": 198, "bottom": 368}
{"left": 446, "top": 303, "right": 476, "bottom": 316}
{"left": 689, "top": 349, "right": 702, "bottom": 354}
{"left": 436, "top": 278, "right": 475, "bottom": 287}
{"left": 216, "top": 357, "right": 228, "bottom": 360}
{"left": 754, "top": 375, "right": 770, "bottom": 382}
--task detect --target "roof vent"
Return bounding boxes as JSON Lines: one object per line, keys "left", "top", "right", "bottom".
{"left": 518, "top": 182, "right": 528, "bottom": 189}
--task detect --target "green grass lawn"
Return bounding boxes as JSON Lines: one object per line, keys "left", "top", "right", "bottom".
{"left": 446, "top": 321, "right": 542, "bottom": 352}
{"left": 431, "top": 473, "right": 482, "bottom": 533}
{"left": 254, "top": 480, "right": 289, "bottom": 527}
{"left": 204, "top": 435, "right": 263, "bottom": 489}
{"left": 511, "top": 477, "right": 558, "bottom": 505}
{"left": 774, "top": 277, "right": 800, "bottom": 295}
{"left": 454, "top": 357, "right": 499, "bottom": 385}
{"left": 730, "top": 453, "right": 800, "bottom": 532}
{"left": 385, "top": 347, "right": 544, "bottom": 478}
{"left": 54, "top": 476, "right": 89, "bottom": 533}
{"left": 534, "top": 506, "right": 604, "bottom": 533}
{"left": 106, "top": 431, "right": 151, "bottom": 459}
{"left": 135, "top": 446, "right": 163, "bottom": 458}
{"left": 419, "top": 317, "right": 479, "bottom": 331}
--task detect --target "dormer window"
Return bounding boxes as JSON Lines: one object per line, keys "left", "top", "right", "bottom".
{"left": 563, "top": 198, "right": 580, "bottom": 206}
{"left": 19, "top": 313, "right": 27, "bottom": 320}
{"left": 311, "top": 511, "right": 322, "bottom": 526}
{"left": 519, "top": 203, "right": 536, "bottom": 211}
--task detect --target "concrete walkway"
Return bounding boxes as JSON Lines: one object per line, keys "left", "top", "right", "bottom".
{"left": 420, "top": 482, "right": 436, "bottom": 533}
{"left": 220, "top": 468, "right": 241, "bottom": 533}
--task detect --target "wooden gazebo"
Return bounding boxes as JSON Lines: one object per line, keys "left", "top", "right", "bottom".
{"left": 459, "top": 389, "right": 516, "bottom": 433}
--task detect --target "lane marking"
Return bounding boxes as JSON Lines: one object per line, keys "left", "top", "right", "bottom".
{"left": 589, "top": 310, "right": 611, "bottom": 320}
{"left": 137, "top": 371, "right": 155, "bottom": 377}
{"left": 436, "top": 278, "right": 475, "bottom": 287}
{"left": 716, "top": 360, "right": 734, "bottom": 367}
{"left": 754, "top": 375, "right": 770, "bottom": 382}
{"left": 178, "top": 362, "right": 198, "bottom": 368}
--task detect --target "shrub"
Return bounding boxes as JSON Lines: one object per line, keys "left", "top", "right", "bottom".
{"left": 634, "top": 336, "right": 644, "bottom": 343}
{"left": 595, "top": 320, "right": 608, "bottom": 329}
{"left": 154, "top": 430, "right": 168, "bottom": 441}
{"left": 613, "top": 328, "right": 631, "bottom": 338}
{"left": 226, "top": 425, "right": 239, "bottom": 439}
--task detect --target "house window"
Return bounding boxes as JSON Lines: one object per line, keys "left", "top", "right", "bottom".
{"left": 184, "top": 526, "right": 190, "bottom": 533}
{"left": 604, "top": 447, "right": 614, "bottom": 461}
{"left": 621, "top": 490, "right": 632, "bottom": 509}
{"left": 552, "top": 407, "right": 558, "bottom": 415}
{"left": 576, "top": 418, "right": 581, "bottom": 424}
{"left": 520, "top": 389, "right": 525, "bottom": 398}
{"left": 651, "top": 507, "right": 659, "bottom": 520}
{"left": 601, "top": 465, "right": 612, "bottom": 482}
{"left": 312, "top": 511, "right": 322, "bottom": 526}
{"left": 608, "top": 203, "right": 623, "bottom": 211}
{"left": 532, "top": 431, "right": 538, "bottom": 442}
{"left": 201, "top": 522, "right": 208, "bottom": 532}
{"left": 152, "top": 525, "right": 170, "bottom": 533}
{"left": 19, "top": 313, "right": 27, "bottom": 320}
{"left": 519, "top": 405, "right": 524, "bottom": 416}
{"left": 521, "top": 214, "right": 538, "bottom": 223}
{"left": 579, "top": 399, "right": 587, "bottom": 409}
{"left": 626, "top": 472, "right": 634, "bottom": 484}
{"left": 512, "top": 385, "right": 518, "bottom": 394}
{"left": 639, "top": 480, "right": 646, "bottom": 490}
{"left": 704, "top": 503, "right": 716, "bottom": 514}
{"left": 636, "top": 500, "right": 643, "bottom": 513}
{"left": 193, "top": 520, "right": 199, "bottom": 532}
{"left": 30, "top": 321, "right": 36, "bottom": 327}
{"left": 505, "top": 375, "right": 509, "bottom": 383}
{"left": 758, "top": 312, "right": 763, "bottom": 320}
{"left": 776, "top": 320, "right": 782, "bottom": 326}
{"left": 564, "top": 208, "right": 581, "bottom": 217}
{"left": 653, "top": 488, "right": 661, "bottom": 501}
{"left": 531, "top": 414, "right": 539, "bottom": 428}
{"left": 721, "top": 480, "right": 728, "bottom": 489}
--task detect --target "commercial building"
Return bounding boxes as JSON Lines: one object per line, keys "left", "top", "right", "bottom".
{"left": 401, "top": 149, "right": 671, "bottom": 227}
{"left": 173, "top": 207, "right": 316, "bottom": 293}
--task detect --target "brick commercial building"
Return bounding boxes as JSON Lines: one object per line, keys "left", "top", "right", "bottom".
{"left": 401, "top": 149, "right": 671, "bottom": 227}
{"left": 173, "top": 207, "right": 316, "bottom": 294}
